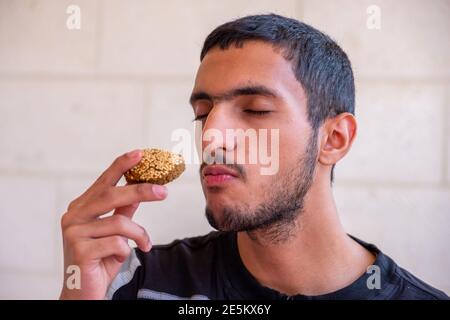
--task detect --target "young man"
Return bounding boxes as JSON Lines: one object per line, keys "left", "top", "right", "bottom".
{"left": 60, "top": 14, "right": 448, "bottom": 300}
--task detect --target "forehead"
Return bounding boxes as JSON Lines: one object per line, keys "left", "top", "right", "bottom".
{"left": 193, "top": 41, "right": 303, "bottom": 98}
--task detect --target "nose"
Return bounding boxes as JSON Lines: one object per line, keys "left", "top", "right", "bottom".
{"left": 201, "top": 104, "right": 237, "bottom": 162}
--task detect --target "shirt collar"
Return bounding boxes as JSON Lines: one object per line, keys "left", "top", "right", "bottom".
{"left": 220, "top": 232, "right": 396, "bottom": 300}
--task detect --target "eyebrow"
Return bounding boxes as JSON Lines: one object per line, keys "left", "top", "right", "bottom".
{"left": 189, "top": 85, "right": 278, "bottom": 106}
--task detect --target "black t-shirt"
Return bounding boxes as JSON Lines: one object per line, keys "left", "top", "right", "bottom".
{"left": 106, "top": 231, "right": 449, "bottom": 300}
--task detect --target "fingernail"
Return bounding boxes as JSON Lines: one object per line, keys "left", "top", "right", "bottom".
{"left": 126, "top": 149, "right": 142, "bottom": 159}
{"left": 152, "top": 185, "right": 167, "bottom": 198}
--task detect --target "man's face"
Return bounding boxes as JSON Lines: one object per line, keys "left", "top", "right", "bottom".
{"left": 190, "top": 41, "right": 318, "bottom": 237}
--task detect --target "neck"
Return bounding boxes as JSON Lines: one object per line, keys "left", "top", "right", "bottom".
{"left": 237, "top": 175, "right": 375, "bottom": 296}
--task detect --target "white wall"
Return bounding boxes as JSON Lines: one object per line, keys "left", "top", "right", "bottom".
{"left": 0, "top": 0, "right": 448, "bottom": 299}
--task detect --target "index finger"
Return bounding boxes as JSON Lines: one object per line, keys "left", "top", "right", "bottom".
{"left": 95, "top": 149, "right": 143, "bottom": 186}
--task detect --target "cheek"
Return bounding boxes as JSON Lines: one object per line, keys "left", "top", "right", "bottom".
{"left": 274, "top": 129, "right": 312, "bottom": 174}
{"left": 275, "top": 131, "right": 297, "bottom": 164}
{"left": 243, "top": 164, "right": 279, "bottom": 193}
{"left": 237, "top": 170, "right": 272, "bottom": 203}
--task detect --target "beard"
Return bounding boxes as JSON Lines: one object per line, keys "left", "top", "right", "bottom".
{"left": 204, "top": 130, "right": 318, "bottom": 244}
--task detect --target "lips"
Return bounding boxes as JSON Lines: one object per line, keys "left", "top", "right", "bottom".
{"left": 202, "top": 165, "right": 239, "bottom": 177}
{"left": 202, "top": 165, "right": 239, "bottom": 187}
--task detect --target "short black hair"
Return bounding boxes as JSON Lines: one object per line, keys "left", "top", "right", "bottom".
{"left": 200, "top": 14, "right": 355, "bottom": 184}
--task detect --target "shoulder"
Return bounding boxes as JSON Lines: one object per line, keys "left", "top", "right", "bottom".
{"left": 109, "top": 231, "right": 230, "bottom": 299}
{"left": 388, "top": 262, "right": 449, "bottom": 300}
{"left": 351, "top": 235, "right": 449, "bottom": 300}
{"left": 149, "top": 230, "right": 227, "bottom": 251}
{"left": 137, "top": 230, "right": 228, "bottom": 266}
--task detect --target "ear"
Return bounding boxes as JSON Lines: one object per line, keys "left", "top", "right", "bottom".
{"left": 318, "top": 113, "right": 357, "bottom": 166}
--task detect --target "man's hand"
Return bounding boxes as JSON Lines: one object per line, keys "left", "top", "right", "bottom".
{"left": 59, "top": 150, "right": 167, "bottom": 300}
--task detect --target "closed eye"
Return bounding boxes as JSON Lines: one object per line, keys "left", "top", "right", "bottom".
{"left": 244, "top": 110, "right": 272, "bottom": 116}
{"left": 192, "top": 110, "right": 271, "bottom": 121}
